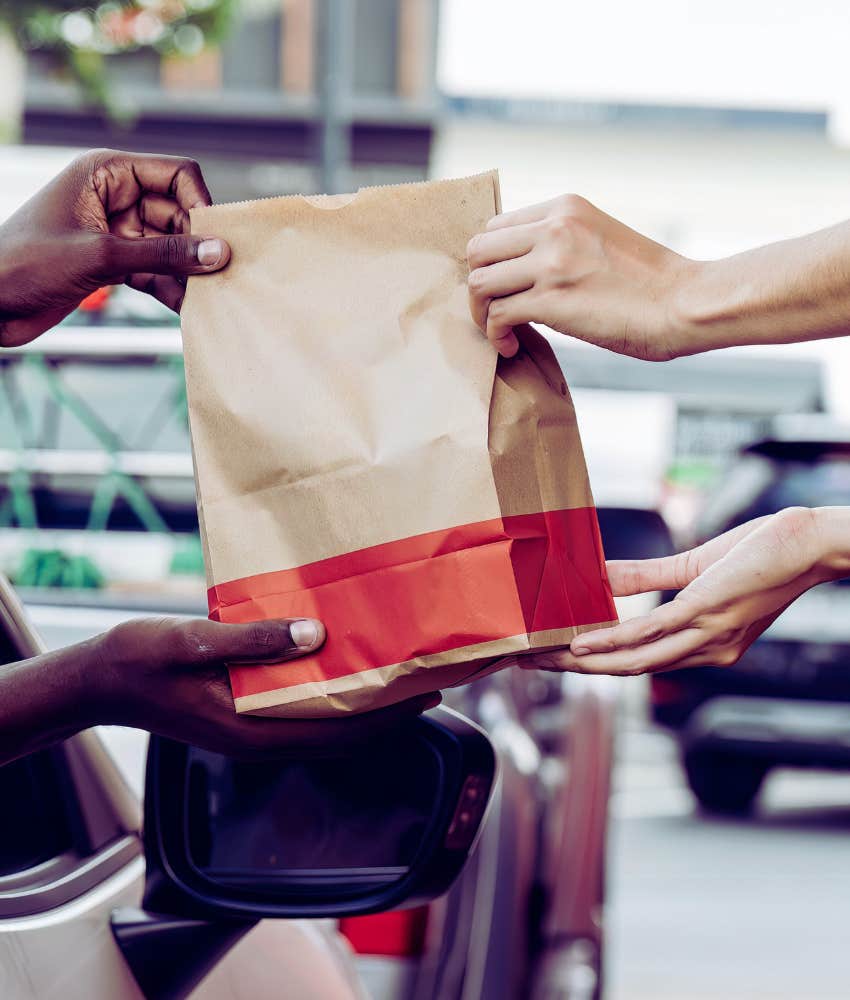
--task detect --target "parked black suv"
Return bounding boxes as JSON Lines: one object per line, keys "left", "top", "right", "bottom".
{"left": 651, "top": 416, "right": 850, "bottom": 815}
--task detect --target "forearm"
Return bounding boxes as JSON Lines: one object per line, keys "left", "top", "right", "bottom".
{"left": 813, "top": 506, "right": 850, "bottom": 581}
{"left": 0, "top": 638, "right": 100, "bottom": 766}
{"left": 676, "top": 221, "right": 850, "bottom": 355}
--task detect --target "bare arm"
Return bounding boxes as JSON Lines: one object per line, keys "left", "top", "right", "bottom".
{"left": 467, "top": 194, "right": 850, "bottom": 361}
{"left": 678, "top": 222, "right": 850, "bottom": 355}
{"left": 0, "top": 617, "right": 437, "bottom": 767}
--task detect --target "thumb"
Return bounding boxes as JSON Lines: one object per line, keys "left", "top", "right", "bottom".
{"left": 100, "top": 233, "right": 231, "bottom": 280}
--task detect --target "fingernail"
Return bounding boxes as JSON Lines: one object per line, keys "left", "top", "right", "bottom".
{"left": 572, "top": 645, "right": 590, "bottom": 656}
{"left": 290, "top": 619, "right": 320, "bottom": 649}
{"left": 197, "top": 238, "right": 224, "bottom": 266}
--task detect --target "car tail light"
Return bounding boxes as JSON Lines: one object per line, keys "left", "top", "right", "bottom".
{"left": 78, "top": 286, "right": 111, "bottom": 312}
{"left": 650, "top": 674, "right": 688, "bottom": 706}
{"left": 339, "top": 906, "right": 429, "bottom": 957}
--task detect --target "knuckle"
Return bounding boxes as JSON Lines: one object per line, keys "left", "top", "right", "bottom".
{"left": 171, "top": 208, "right": 190, "bottom": 234}
{"left": 466, "top": 233, "right": 484, "bottom": 265}
{"left": 488, "top": 298, "right": 507, "bottom": 321}
{"left": 713, "top": 626, "right": 741, "bottom": 647}
{"left": 158, "top": 235, "right": 188, "bottom": 269}
{"left": 244, "top": 622, "right": 284, "bottom": 654}
{"left": 89, "top": 154, "right": 122, "bottom": 192}
{"left": 179, "top": 156, "right": 202, "bottom": 176}
{"left": 174, "top": 157, "right": 203, "bottom": 192}
{"left": 75, "top": 147, "right": 113, "bottom": 174}
{"left": 714, "top": 647, "right": 741, "bottom": 667}
{"left": 539, "top": 250, "right": 569, "bottom": 283}
{"left": 545, "top": 214, "right": 575, "bottom": 240}
{"left": 467, "top": 267, "right": 488, "bottom": 295}
{"left": 553, "top": 193, "right": 589, "bottom": 218}
{"left": 773, "top": 505, "right": 817, "bottom": 544}
{"left": 176, "top": 622, "right": 215, "bottom": 663}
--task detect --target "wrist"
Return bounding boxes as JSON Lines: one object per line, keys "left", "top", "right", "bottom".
{"left": 84, "top": 628, "right": 128, "bottom": 726}
{"left": 0, "top": 640, "right": 103, "bottom": 765}
{"left": 812, "top": 506, "right": 850, "bottom": 580}
{"left": 667, "top": 258, "right": 747, "bottom": 358}
{"left": 60, "top": 637, "right": 108, "bottom": 729}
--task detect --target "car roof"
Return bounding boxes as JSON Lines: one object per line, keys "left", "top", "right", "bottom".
{"left": 743, "top": 414, "right": 850, "bottom": 460}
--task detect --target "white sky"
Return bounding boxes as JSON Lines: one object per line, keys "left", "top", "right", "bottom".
{"left": 439, "top": 0, "right": 850, "bottom": 118}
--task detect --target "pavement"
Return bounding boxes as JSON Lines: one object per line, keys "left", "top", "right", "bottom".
{"left": 607, "top": 681, "right": 850, "bottom": 1000}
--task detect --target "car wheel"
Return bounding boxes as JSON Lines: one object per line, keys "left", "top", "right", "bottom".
{"left": 683, "top": 749, "right": 769, "bottom": 816}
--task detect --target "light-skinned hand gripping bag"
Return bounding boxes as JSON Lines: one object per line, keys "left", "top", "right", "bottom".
{"left": 181, "top": 171, "right": 617, "bottom": 718}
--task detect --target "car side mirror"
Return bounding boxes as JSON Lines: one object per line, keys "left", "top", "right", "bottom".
{"left": 141, "top": 705, "right": 495, "bottom": 920}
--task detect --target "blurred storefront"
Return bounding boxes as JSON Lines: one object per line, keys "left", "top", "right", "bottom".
{"left": 21, "top": 0, "right": 441, "bottom": 199}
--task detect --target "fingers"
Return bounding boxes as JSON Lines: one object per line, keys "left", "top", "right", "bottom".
{"left": 467, "top": 222, "right": 538, "bottom": 269}
{"left": 605, "top": 555, "right": 689, "bottom": 597}
{"left": 167, "top": 617, "right": 326, "bottom": 668}
{"left": 125, "top": 273, "right": 187, "bottom": 314}
{"left": 109, "top": 194, "right": 191, "bottom": 240}
{"left": 603, "top": 516, "right": 778, "bottom": 599}
{"left": 130, "top": 153, "right": 213, "bottom": 213}
{"left": 533, "top": 626, "right": 707, "bottom": 676}
{"left": 468, "top": 257, "right": 537, "bottom": 330}
{"left": 484, "top": 198, "right": 560, "bottom": 232}
{"left": 98, "top": 233, "right": 230, "bottom": 282}
{"left": 570, "top": 597, "right": 698, "bottom": 655}
{"left": 138, "top": 193, "right": 190, "bottom": 234}
{"left": 486, "top": 289, "right": 539, "bottom": 356}
{"left": 90, "top": 150, "right": 213, "bottom": 217}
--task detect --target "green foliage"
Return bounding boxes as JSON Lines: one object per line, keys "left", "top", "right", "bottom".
{"left": 0, "top": 1, "right": 236, "bottom": 107}
{"left": 169, "top": 535, "right": 205, "bottom": 577}
{"left": 14, "top": 548, "right": 105, "bottom": 589}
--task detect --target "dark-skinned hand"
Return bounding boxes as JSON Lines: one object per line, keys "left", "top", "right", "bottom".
{"left": 0, "top": 147, "right": 231, "bottom": 347}
{"left": 0, "top": 615, "right": 440, "bottom": 766}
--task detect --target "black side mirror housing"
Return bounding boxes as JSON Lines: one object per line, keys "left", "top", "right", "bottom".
{"left": 139, "top": 705, "right": 496, "bottom": 920}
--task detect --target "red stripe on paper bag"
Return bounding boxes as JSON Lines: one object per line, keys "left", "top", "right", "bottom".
{"left": 209, "top": 507, "right": 614, "bottom": 699}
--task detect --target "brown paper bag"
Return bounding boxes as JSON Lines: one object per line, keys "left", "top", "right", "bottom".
{"left": 182, "top": 171, "right": 616, "bottom": 718}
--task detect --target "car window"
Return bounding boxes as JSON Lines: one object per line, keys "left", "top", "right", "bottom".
{"left": 0, "top": 751, "right": 75, "bottom": 876}
{"left": 0, "top": 628, "right": 77, "bottom": 876}
{"left": 733, "top": 456, "right": 850, "bottom": 525}
{"left": 597, "top": 507, "right": 674, "bottom": 562}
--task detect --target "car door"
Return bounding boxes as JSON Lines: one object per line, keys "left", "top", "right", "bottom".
{"left": 0, "top": 576, "right": 365, "bottom": 1000}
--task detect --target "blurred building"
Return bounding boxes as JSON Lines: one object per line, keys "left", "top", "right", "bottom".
{"left": 554, "top": 342, "right": 824, "bottom": 485}
{"left": 432, "top": 96, "right": 850, "bottom": 455}
{"left": 23, "top": 0, "right": 440, "bottom": 200}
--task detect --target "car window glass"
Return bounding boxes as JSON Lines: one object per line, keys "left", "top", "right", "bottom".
{"left": 0, "top": 631, "right": 76, "bottom": 877}
{"left": 695, "top": 455, "right": 774, "bottom": 541}
{"left": 597, "top": 507, "right": 674, "bottom": 562}
{"left": 735, "top": 457, "right": 850, "bottom": 525}
{"left": 0, "top": 751, "right": 75, "bottom": 876}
